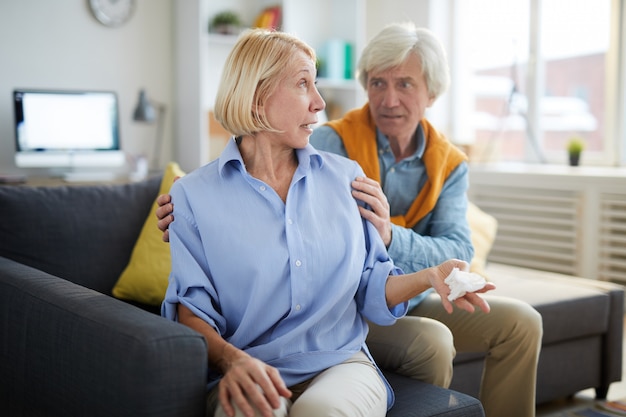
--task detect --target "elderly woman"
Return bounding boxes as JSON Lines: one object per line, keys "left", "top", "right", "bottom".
{"left": 162, "top": 28, "right": 493, "bottom": 417}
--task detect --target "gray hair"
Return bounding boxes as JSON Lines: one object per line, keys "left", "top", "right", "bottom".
{"left": 356, "top": 22, "right": 450, "bottom": 101}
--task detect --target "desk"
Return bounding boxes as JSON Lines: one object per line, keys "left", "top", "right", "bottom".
{"left": 1, "top": 175, "right": 135, "bottom": 187}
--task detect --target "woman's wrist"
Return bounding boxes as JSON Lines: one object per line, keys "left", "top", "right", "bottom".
{"left": 213, "top": 342, "right": 246, "bottom": 374}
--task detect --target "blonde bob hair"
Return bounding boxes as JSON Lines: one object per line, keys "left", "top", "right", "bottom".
{"left": 356, "top": 22, "right": 450, "bottom": 102}
{"left": 214, "top": 28, "right": 317, "bottom": 136}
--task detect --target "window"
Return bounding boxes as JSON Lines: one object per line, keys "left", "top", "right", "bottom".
{"left": 460, "top": 0, "right": 614, "bottom": 165}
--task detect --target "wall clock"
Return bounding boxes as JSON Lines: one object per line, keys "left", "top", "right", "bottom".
{"left": 89, "top": 0, "right": 136, "bottom": 27}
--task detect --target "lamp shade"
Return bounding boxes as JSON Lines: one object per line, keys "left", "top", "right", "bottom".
{"left": 133, "top": 89, "right": 156, "bottom": 122}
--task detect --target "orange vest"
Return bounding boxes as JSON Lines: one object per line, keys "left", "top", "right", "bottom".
{"left": 325, "top": 103, "right": 467, "bottom": 228}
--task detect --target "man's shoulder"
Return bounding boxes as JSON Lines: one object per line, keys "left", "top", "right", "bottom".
{"left": 310, "top": 125, "right": 348, "bottom": 157}
{"left": 310, "top": 124, "right": 339, "bottom": 143}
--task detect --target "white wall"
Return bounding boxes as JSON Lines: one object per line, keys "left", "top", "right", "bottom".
{"left": 366, "top": 0, "right": 431, "bottom": 40}
{"left": 0, "top": 0, "right": 174, "bottom": 175}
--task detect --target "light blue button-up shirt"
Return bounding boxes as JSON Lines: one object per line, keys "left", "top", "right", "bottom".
{"left": 162, "top": 139, "right": 406, "bottom": 409}
{"left": 310, "top": 123, "right": 474, "bottom": 309}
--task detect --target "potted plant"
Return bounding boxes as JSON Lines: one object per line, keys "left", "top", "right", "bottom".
{"left": 567, "top": 136, "right": 585, "bottom": 166}
{"left": 209, "top": 11, "right": 241, "bottom": 35}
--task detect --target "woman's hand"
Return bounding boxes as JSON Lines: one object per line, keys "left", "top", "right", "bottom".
{"left": 177, "top": 304, "right": 292, "bottom": 417}
{"left": 219, "top": 351, "right": 292, "bottom": 417}
{"left": 386, "top": 259, "right": 496, "bottom": 314}
{"left": 429, "top": 259, "right": 496, "bottom": 314}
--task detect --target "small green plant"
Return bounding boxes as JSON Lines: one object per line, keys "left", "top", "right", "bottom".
{"left": 567, "top": 137, "right": 585, "bottom": 156}
{"left": 567, "top": 136, "right": 585, "bottom": 166}
{"left": 210, "top": 11, "right": 241, "bottom": 34}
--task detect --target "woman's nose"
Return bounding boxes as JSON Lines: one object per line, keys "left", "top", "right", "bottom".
{"left": 312, "top": 87, "right": 326, "bottom": 113}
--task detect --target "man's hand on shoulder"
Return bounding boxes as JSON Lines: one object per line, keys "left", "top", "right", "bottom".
{"left": 155, "top": 176, "right": 180, "bottom": 243}
{"left": 351, "top": 176, "right": 393, "bottom": 246}
{"left": 155, "top": 193, "right": 174, "bottom": 242}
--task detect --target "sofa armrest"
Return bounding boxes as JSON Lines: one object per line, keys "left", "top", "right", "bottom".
{"left": 603, "top": 285, "right": 625, "bottom": 389}
{"left": 560, "top": 274, "right": 624, "bottom": 390}
{"left": 0, "top": 256, "right": 208, "bottom": 417}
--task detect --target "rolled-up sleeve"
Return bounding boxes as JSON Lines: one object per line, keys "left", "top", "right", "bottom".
{"left": 355, "top": 216, "right": 408, "bottom": 325}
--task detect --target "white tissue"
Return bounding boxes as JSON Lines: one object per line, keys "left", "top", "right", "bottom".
{"left": 444, "top": 268, "right": 487, "bottom": 301}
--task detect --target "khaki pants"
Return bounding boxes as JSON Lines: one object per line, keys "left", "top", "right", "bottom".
{"left": 367, "top": 294, "right": 543, "bottom": 417}
{"left": 209, "top": 351, "right": 387, "bottom": 417}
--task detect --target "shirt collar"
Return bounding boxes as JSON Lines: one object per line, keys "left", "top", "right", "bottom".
{"left": 375, "top": 122, "right": 426, "bottom": 160}
{"left": 218, "top": 136, "right": 324, "bottom": 177}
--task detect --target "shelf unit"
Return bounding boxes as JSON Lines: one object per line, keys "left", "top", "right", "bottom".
{"left": 174, "top": 0, "right": 367, "bottom": 170}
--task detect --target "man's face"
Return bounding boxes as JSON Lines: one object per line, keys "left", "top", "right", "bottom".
{"left": 366, "top": 53, "right": 435, "bottom": 142}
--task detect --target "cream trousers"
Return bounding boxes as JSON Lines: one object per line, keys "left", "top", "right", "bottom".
{"left": 209, "top": 351, "right": 388, "bottom": 417}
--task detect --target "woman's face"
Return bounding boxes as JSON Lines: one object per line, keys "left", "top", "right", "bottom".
{"left": 261, "top": 50, "right": 326, "bottom": 148}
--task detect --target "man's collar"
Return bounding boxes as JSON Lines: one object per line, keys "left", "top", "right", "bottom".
{"left": 375, "top": 122, "right": 426, "bottom": 160}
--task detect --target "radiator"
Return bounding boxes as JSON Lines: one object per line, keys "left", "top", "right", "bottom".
{"left": 470, "top": 185, "right": 581, "bottom": 276}
{"left": 468, "top": 165, "right": 626, "bottom": 285}
{"left": 598, "top": 193, "right": 626, "bottom": 284}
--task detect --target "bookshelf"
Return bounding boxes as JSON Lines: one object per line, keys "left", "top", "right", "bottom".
{"left": 173, "top": 0, "right": 436, "bottom": 171}
{"left": 173, "top": 0, "right": 367, "bottom": 170}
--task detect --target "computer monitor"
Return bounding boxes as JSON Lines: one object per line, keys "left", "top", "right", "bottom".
{"left": 13, "top": 89, "right": 125, "bottom": 180}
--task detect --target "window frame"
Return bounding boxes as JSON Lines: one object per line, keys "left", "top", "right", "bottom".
{"left": 446, "top": 0, "right": 623, "bottom": 166}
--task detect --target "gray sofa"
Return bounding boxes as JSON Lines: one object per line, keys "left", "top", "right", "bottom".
{"left": 0, "top": 176, "right": 484, "bottom": 417}
{"left": 1, "top": 175, "right": 623, "bottom": 416}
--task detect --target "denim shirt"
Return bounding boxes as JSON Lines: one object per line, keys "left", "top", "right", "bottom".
{"left": 310, "top": 123, "right": 474, "bottom": 309}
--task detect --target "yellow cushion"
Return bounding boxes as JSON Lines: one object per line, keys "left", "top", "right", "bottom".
{"left": 467, "top": 201, "right": 498, "bottom": 277}
{"left": 112, "top": 162, "right": 185, "bottom": 305}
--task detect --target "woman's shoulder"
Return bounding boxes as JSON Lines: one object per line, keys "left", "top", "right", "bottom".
{"left": 172, "top": 159, "right": 220, "bottom": 193}
{"left": 317, "top": 149, "right": 364, "bottom": 178}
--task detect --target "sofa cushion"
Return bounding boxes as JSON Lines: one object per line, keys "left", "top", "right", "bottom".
{"left": 0, "top": 176, "right": 161, "bottom": 295}
{"left": 384, "top": 371, "right": 484, "bottom": 417}
{"left": 113, "top": 162, "right": 185, "bottom": 306}
{"left": 467, "top": 202, "right": 497, "bottom": 278}
{"left": 452, "top": 265, "right": 612, "bottom": 361}
{"left": 485, "top": 263, "right": 611, "bottom": 344}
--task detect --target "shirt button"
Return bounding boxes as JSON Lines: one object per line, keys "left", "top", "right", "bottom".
{"left": 260, "top": 185, "right": 266, "bottom": 191}
{"left": 390, "top": 167, "right": 396, "bottom": 173}
{"left": 295, "top": 304, "right": 301, "bottom": 311}
{"left": 295, "top": 260, "right": 302, "bottom": 267}
{"left": 287, "top": 218, "right": 293, "bottom": 225}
